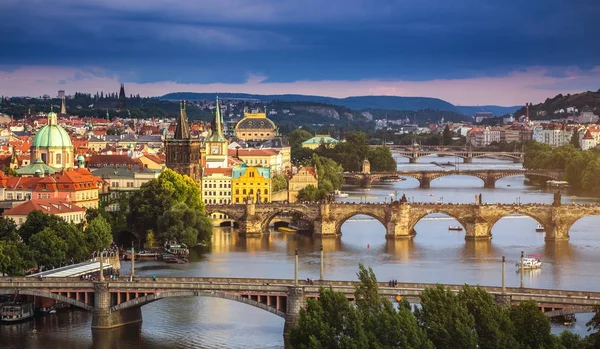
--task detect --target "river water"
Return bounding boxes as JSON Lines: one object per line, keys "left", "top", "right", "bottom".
{"left": 2, "top": 156, "right": 600, "bottom": 349}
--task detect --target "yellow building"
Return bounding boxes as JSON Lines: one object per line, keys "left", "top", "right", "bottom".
{"left": 288, "top": 167, "right": 318, "bottom": 203}
{"left": 232, "top": 165, "right": 271, "bottom": 203}
{"left": 234, "top": 110, "right": 277, "bottom": 142}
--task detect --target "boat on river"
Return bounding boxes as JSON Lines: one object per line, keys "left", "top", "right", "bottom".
{"left": 536, "top": 224, "right": 544, "bottom": 232}
{"left": 1, "top": 301, "right": 34, "bottom": 324}
{"left": 448, "top": 226, "right": 463, "bottom": 231}
{"left": 277, "top": 226, "right": 297, "bottom": 233}
{"left": 516, "top": 255, "right": 542, "bottom": 270}
{"left": 334, "top": 190, "right": 349, "bottom": 198}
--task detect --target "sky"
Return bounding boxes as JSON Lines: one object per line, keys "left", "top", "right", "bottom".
{"left": 0, "top": 0, "right": 599, "bottom": 106}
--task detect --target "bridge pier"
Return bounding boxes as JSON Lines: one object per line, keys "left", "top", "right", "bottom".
{"left": 419, "top": 175, "right": 431, "bottom": 189}
{"left": 91, "top": 282, "right": 142, "bottom": 329}
{"left": 409, "top": 157, "right": 418, "bottom": 164}
{"left": 484, "top": 174, "right": 496, "bottom": 188}
{"left": 360, "top": 176, "right": 374, "bottom": 188}
{"left": 283, "top": 286, "right": 306, "bottom": 339}
{"left": 463, "top": 157, "right": 473, "bottom": 164}
{"left": 464, "top": 219, "right": 492, "bottom": 241}
{"left": 386, "top": 204, "right": 415, "bottom": 239}
{"left": 544, "top": 222, "right": 570, "bottom": 242}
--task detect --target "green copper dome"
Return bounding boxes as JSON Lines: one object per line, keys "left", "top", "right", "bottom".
{"left": 32, "top": 112, "right": 73, "bottom": 149}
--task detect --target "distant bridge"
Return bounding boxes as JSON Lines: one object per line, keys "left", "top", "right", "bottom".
{"left": 342, "top": 169, "right": 564, "bottom": 188}
{"left": 393, "top": 150, "right": 524, "bottom": 163}
{"left": 1, "top": 277, "right": 598, "bottom": 334}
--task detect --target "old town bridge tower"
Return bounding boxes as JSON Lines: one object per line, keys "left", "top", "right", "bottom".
{"left": 165, "top": 101, "right": 202, "bottom": 182}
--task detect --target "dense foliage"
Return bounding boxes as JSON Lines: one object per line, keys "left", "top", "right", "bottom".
{"left": 127, "top": 169, "right": 212, "bottom": 245}
{"left": 272, "top": 174, "right": 289, "bottom": 192}
{"left": 291, "top": 265, "right": 599, "bottom": 349}
{"left": 524, "top": 143, "right": 600, "bottom": 194}
{"left": 0, "top": 212, "right": 113, "bottom": 276}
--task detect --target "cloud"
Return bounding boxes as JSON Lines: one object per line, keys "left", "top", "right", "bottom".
{"left": 2, "top": 65, "right": 599, "bottom": 106}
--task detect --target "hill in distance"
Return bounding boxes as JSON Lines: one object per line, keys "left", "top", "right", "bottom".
{"left": 159, "top": 92, "right": 520, "bottom": 116}
{"left": 514, "top": 89, "right": 600, "bottom": 119}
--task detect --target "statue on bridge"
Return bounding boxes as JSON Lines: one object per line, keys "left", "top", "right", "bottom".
{"left": 553, "top": 191, "right": 561, "bottom": 206}
{"left": 400, "top": 194, "right": 408, "bottom": 203}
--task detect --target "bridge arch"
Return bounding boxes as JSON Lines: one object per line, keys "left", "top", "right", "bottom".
{"left": 408, "top": 210, "right": 469, "bottom": 236}
{"left": 486, "top": 208, "right": 551, "bottom": 236}
{"left": 114, "top": 230, "right": 139, "bottom": 248}
{"left": 260, "top": 209, "right": 315, "bottom": 233}
{"left": 335, "top": 211, "right": 387, "bottom": 235}
{"left": 0, "top": 289, "right": 93, "bottom": 311}
{"left": 427, "top": 173, "right": 486, "bottom": 187}
{"left": 471, "top": 153, "right": 521, "bottom": 161}
{"left": 110, "top": 291, "right": 285, "bottom": 318}
{"left": 204, "top": 209, "right": 243, "bottom": 227}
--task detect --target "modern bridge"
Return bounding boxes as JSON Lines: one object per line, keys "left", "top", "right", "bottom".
{"left": 205, "top": 199, "right": 598, "bottom": 241}
{"left": 1, "top": 277, "right": 598, "bottom": 334}
{"left": 342, "top": 169, "right": 565, "bottom": 188}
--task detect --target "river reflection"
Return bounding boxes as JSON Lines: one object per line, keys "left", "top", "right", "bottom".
{"left": 2, "top": 157, "right": 600, "bottom": 348}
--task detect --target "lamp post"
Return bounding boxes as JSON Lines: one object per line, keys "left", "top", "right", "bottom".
{"left": 319, "top": 244, "right": 324, "bottom": 281}
{"left": 294, "top": 249, "right": 299, "bottom": 285}
{"left": 501, "top": 256, "right": 506, "bottom": 293}
{"left": 130, "top": 242, "right": 135, "bottom": 282}
{"left": 520, "top": 251, "right": 524, "bottom": 288}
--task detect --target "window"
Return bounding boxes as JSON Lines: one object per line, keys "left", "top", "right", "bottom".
{"left": 235, "top": 189, "right": 239, "bottom": 194}
{"left": 127, "top": 182, "right": 134, "bottom": 188}
{"left": 265, "top": 189, "right": 268, "bottom": 195}
{"left": 56, "top": 153, "right": 62, "bottom": 165}
{"left": 243, "top": 189, "right": 246, "bottom": 195}
{"left": 235, "top": 198, "right": 239, "bottom": 203}
{"left": 112, "top": 182, "right": 119, "bottom": 188}
{"left": 249, "top": 189, "right": 254, "bottom": 195}
{"left": 6, "top": 193, "right": 13, "bottom": 200}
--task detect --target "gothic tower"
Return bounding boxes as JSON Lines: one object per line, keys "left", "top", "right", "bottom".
{"left": 118, "top": 83, "right": 126, "bottom": 110}
{"left": 204, "top": 97, "right": 229, "bottom": 168}
{"left": 165, "top": 101, "right": 202, "bottom": 182}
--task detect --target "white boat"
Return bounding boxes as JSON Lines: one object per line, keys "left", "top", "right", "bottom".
{"left": 516, "top": 255, "right": 542, "bottom": 270}
{"left": 1, "top": 301, "right": 34, "bottom": 323}
{"left": 334, "top": 190, "right": 349, "bottom": 198}
{"left": 535, "top": 224, "right": 544, "bottom": 232}
{"left": 448, "top": 226, "right": 463, "bottom": 231}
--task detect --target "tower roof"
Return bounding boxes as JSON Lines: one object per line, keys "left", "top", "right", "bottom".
{"left": 174, "top": 101, "right": 191, "bottom": 139}
{"left": 207, "top": 96, "right": 226, "bottom": 142}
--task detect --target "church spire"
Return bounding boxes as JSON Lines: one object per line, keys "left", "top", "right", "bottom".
{"left": 118, "top": 83, "right": 126, "bottom": 110}
{"left": 174, "top": 100, "right": 191, "bottom": 139}
{"left": 60, "top": 96, "right": 66, "bottom": 115}
{"left": 208, "top": 96, "right": 225, "bottom": 141}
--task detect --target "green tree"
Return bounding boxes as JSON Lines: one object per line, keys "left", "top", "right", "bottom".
{"left": 313, "top": 154, "right": 343, "bottom": 192}
{"left": 288, "top": 129, "right": 313, "bottom": 149}
{"left": 0, "top": 216, "right": 17, "bottom": 240}
{"left": 354, "top": 264, "right": 432, "bottom": 349}
{"left": 158, "top": 168, "right": 203, "bottom": 211}
{"left": 18, "top": 210, "right": 65, "bottom": 243}
{"left": 0, "top": 239, "right": 35, "bottom": 276}
{"left": 416, "top": 284, "right": 478, "bottom": 349}
{"left": 290, "top": 288, "right": 369, "bottom": 349}
{"left": 367, "top": 147, "right": 396, "bottom": 172}
{"left": 292, "top": 147, "right": 314, "bottom": 164}
{"left": 2, "top": 167, "right": 17, "bottom": 176}
{"left": 558, "top": 330, "right": 587, "bottom": 349}
{"left": 272, "top": 173, "right": 288, "bottom": 192}
{"left": 458, "top": 285, "right": 518, "bottom": 349}
{"left": 157, "top": 202, "right": 213, "bottom": 246}
{"left": 586, "top": 306, "right": 600, "bottom": 348}
{"left": 510, "top": 300, "right": 555, "bottom": 349}
{"left": 442, "top": 125, "right": 453, "bottom": 146}
{"left": 571, "top": 129, "right": 581, "bottom": 149}
{"left": 581, "top": 158, "right": 600, "bottom": 195}
{"left": 85, "top": 215, "right": 113, "bottom": 252}
{"left": 29, "top": 227, "right": 69, "bottom": 269}
{"left": 128, "top": 179, "right": 176, "bottom": 236}
{"left": 296, "top": 185, "right": 328, "bottom": 203}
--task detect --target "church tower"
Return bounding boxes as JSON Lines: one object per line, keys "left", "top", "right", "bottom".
{"left": 204, "top": 97, "right": 229, "bottom": 168}
{"left": 165, "top": 101, "right": 202, "bottom": 182}
{"left": 118, "top": 83, "right": 126, "bottom": 110}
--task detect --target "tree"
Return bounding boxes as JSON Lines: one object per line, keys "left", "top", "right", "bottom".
{"left": 17, "top": 210, "right": 65, "bottom": 243}
{"left": 586, "top": 306, "right": 600, "bottom": 348}
{"left": 313, "top": 154, "right": 343, "bottom": 192}
{"left": 157, "top": 203, "right": 213, "bottom": 246}
{"left": 0, "top": 239, "right": 34, "bottom": 276}
{"left": 571, "top": 129, "right": 581, "bottom": 149}
{"left": 157, "top": 169, "right": 203, "bottom": 211}
{"left": 367, "top": 147, "right": 396, "bottom": 172}
{"left": 354, "top": 264, "right": 432, "bottom": 349}
{"left": 0, "top": 216, "right": 17, "bottom": 240}
{"left": 29, "top": 227, "right": 69, "bottom": 269}
{"left": 442, "top": 125, "right": 453, "bottom": 146}
{"left": 416, "top": 284, "right": 478, "bottom": 349}
{"left": 287, "top": 129, "right": 313, "bottom": 150}
{"left": 558, "top": 331, "right": 587, "bottom": 349}
{"left": 510, "top": 300, "right": 554, "bottom": 349}
{"left": 458, "top": 285, "right": 518, "bottom": 349}
{"left": 272, "top": 174, "right": 288, "bottom": 192}
{"left": 290, "top": 288, "right": 369, "bottom": 349}
{"left": 85, "top": 215, "right": 113, "bottom": 253}
{"left": 296, "top": 185, "right": 328, "bottom": 202}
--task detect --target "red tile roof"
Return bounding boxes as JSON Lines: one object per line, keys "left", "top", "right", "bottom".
{"left": 203, "top": 167, "right": 233, "bottom": 176}
{"left": 87, "top": 154, "right": 141, "bottom": 168}
{"left": 4, "top": 198, "right": 85, "bottom": 216}
{"left": 227, "top": 148, "right": 278, "bottom": 157}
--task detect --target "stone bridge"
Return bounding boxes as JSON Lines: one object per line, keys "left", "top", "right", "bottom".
{"left": 342, "top": 169, "right": 564, "bottom": 188}
{"left": 1, "top": 277, "right": 599, "bottom": 334}
{"left": 205, "top": 201, "right": 600, "bottom": 241}
{"left": 393, "top": 150, "right": 524, "bottom": 163}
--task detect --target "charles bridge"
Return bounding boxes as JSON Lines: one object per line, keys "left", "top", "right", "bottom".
{"left": 342, "top": 169, "right": 565, "bottom": 188}
{"left": 205, "top": 198, "right": 599, "bottom": 242}
{"left": 1, "top": 277, "right": 599, "bottom": 334}
{"left": 393, "top": 150, "right": 524, "bottom": 163}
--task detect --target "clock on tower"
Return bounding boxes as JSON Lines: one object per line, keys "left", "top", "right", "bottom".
{"left": 211, "top": 145, "right": 220, "bottom": 154}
